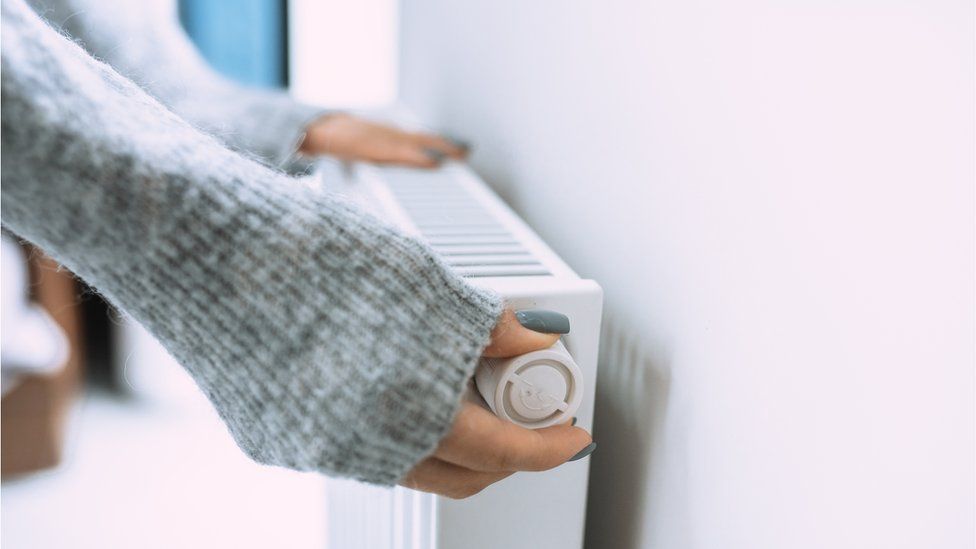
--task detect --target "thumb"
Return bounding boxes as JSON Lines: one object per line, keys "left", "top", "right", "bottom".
{"left": 482, "top": 309, "right": 570, "bottom": 358}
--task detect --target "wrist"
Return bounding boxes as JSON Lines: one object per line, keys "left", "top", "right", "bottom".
{"left": 300, "top": 112, "right": 350, "bottom": 155}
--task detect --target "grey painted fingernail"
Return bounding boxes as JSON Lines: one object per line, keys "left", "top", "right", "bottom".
{"left": 424, "top": 148, "right": 447, "bottom": 163}
{"left": 568, "top": 442, "right": 596, "bottom": 462}
{"left": 571, "top": 417, "right": 578, "bottom": 426}
{"left": 446, "top": 137, "right": 471, "bottom": 151}
{"left": 515, "top": 309, "right": 570, "bottom": 334}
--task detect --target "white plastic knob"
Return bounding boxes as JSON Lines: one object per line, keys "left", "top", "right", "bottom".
{"left": 474, "top": 340, "right": 583, "bottom": 429}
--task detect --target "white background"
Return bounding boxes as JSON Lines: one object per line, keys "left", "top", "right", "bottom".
{"left": 394, "top": 1, "right": 975, "bottom": 547}
{"left": 290, "top": 0, "right": 398, "bottom": 107}
{"left": 1, "top": 323, "right": 327, "bottom": 549}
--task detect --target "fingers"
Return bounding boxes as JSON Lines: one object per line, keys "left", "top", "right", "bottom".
{"left": 403, "top": 307, "right": 586, "bottom": 498}
{"left": 434, "top": 402, "right": 593, "bottom": 473}
{"left": 482, "top": 308, "right": 560, "bottom": 358}
{"left": 400, "top": 457, "right": 513, "bottom": 499}
{"left": 414, "top": 133, "right": 469, "bottom": 160}
{"left": 385, "top": 132, "right": 467, "bottom": 168}
{"left": 303, "top": 113, "right": 470, "bottom": 168}
{"left": 390, "top": 142, "right": 443, "bottom": 168}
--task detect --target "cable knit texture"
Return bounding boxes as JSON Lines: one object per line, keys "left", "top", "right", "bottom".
{"left": 1, "top": 0, "right": 502, "bottom": 485}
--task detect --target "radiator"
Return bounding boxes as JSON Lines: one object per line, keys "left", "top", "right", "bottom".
{"left": 315, "top": 152, "right": 603, "bottom": 549}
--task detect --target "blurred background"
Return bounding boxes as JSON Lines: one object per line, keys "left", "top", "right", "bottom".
{"left": 2, "top": 0, "right": 973, "bottom": 548}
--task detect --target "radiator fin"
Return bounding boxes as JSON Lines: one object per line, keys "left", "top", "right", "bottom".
{"left": 382, "top": 168, "right": 552, "bottom": 278}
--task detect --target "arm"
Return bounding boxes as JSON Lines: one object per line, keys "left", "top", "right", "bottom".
{"left": 25, "top": 0, "right": 470, "bottom": 170}
{"left": 26, "top": 0, "right": 323, "bottom": 167}
{"left": 1, "top": 0, "right": 502, "bottom": 484}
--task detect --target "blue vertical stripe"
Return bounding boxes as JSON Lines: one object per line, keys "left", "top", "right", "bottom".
{"left": 179, "top": 0, "right": 288, "bottom": 88}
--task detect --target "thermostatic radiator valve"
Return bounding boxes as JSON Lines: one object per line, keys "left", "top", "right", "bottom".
{"left": 474, "top": 341, "right": 583, "bottom": 429}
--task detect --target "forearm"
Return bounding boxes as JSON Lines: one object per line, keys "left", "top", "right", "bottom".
{"left": 1, "top": 0, "right": 501, "bottom": 484}
{"left": 26, "top": 0, "right": 325, "bottom": 167}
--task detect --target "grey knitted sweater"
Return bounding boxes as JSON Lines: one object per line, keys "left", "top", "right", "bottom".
{"left": 0, "top": 0, "right": 502, "bottom": 485}
{"left": 24, "top": 0, "right": 323, "bottom": 168}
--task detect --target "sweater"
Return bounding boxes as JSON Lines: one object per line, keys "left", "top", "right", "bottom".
{"left": 0, "top": 0, "right": 503, "bottom": 485}
{"left": 25, "top": 0, "right": 323, "bottom": 169}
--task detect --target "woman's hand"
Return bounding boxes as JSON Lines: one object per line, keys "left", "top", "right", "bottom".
{"left": 400, "top": 309, "right": 596, "bottom": 499}
{"left": 300, "top": 113, "right": 469, "bottom": 168}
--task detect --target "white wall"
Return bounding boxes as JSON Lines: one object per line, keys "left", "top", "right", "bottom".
{"left": 290, "top": 0, "right": 397, "bottom": 107}
{"left": 398, "top": 1, "right": 975, "bottom": 547}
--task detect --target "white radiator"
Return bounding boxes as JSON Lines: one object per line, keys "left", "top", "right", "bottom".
{"left": 315, "top": 152, "right": 603, "bottom": 549}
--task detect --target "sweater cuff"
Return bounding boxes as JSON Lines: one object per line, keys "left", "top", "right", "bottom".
{"left": 273, "top": 105, "right": 334, "bottom": 174}
{"left": 176, "top": 182, "right": 506, "bottom": 485}
{"left": 343, "top": 263, "right": 504, "bottom": 485}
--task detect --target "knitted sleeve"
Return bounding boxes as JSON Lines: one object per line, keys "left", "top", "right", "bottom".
{"left": 25, "top": 0, "right": 326, "bottom": 168}
{"left": 1, "top": 0, "right": 502, "bottom": 485}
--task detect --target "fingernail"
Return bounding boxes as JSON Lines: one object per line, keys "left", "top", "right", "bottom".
{"left": 571, "top": 417, "right": 578, "bottom": 426}
{"left": 424, "top": 148, "right": 447, "bottom": 163}
{"left": 446, "top": 137, "right": 471, "bottom": 152}
{"left": 568, "top": 442, "right": 596, "bottom": 462}
{"left": 515, "top": 309, "right": 570, "bottom": 334}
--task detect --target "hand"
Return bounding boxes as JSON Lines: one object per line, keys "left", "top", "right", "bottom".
{"left": 300, "top": 113, "right": 469, "bottom": 168}
{"left": 400, "top": 309, "right": 595, "bottom": 499}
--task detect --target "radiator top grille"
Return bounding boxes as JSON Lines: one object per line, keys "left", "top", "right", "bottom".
{"left": 381, "top": 168, "right": 553, "bottom": 278}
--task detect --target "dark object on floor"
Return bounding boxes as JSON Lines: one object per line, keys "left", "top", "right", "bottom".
{"left": 2, "top": 247, "right": 84, "bottom": 479}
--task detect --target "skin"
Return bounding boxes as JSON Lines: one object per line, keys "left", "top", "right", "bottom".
{"left": 399, "top": 309, "right": 594, "bottom": 499}
{"left": 300, "top": 113, "right": 468, "bottom": 167}
{"left": 301, "top": 120, "right": 590, "bottom": 496}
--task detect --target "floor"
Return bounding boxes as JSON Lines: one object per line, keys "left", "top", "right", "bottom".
{"left": 1, "top": 321, "right": 328, "bottom": 549}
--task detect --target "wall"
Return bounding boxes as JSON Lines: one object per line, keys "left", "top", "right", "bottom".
{"left": 290, "top": 0, "right": 398, "bottom": 107}
{"left": 398, "top": 1, "right": 975, "bottom": 547}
